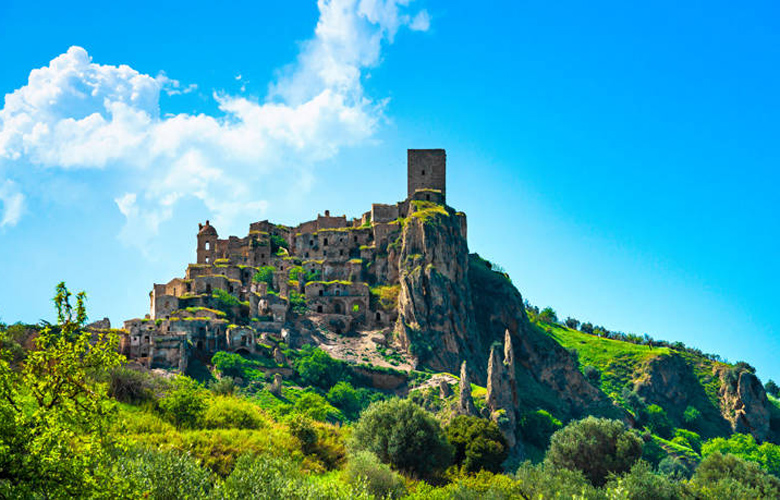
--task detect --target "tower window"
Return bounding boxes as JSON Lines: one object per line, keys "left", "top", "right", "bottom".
{"left": 421, "top": 170, "right": 425, "bottom": 176}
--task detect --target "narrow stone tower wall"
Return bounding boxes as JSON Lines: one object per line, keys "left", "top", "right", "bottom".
{"left": 407, "top": 149, "right": 446, "bottom": 201}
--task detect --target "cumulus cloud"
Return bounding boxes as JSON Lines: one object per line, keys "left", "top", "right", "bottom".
{"left": 0, "top": 0, "right": 429, "bottom": 250}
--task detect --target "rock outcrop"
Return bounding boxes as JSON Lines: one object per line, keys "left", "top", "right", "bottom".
{"left": 394, "top": 205, "right": 480, "bottom": 372}
{"left": 486, "top": 332, "right": 519, "bottom": 447}
{"left": 457, "top": 361, "right": 477, "bottom": 416}
{"left": 718, "top": 367, "right": 772, "bottom": 442}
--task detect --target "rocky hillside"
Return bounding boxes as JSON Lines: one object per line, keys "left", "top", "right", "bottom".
{"left": 382, "top": 201, "right": 779, "bottom": 450}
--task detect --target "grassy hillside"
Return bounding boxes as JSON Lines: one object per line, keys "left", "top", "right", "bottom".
{"left": 537, "top": 320, "right": 755, "bottom": 443}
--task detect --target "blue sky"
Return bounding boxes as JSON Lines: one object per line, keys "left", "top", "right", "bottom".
{"left": 1, "top": 0, "right": 778, "bottom": 381}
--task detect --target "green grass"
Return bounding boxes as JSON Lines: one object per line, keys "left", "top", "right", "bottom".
{"left": 541, "top": 321, "right": 672, "bottom": 407}
{"left": 409, "top": 201, "right": 449, "bottom": 225}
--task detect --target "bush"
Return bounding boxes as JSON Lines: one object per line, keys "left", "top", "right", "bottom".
{"left": 701, "top": 433, "right": 780, "bottom": 477}
{"left": 115, "top": 447, "right": 212, "bottom": 500}
{"left": 605, "top": 460, "right": 688, "bottom": 499}
{"left": 288, "top": 414, "right": 318, "bottom": 455}
{"left": 211, "top": 351, "right": 264, "bottom": 382}
{"left": 683, "top": 405, "right": 701, "bottom": 429}
{"left": 646, "top": 404, "right": 673, "bottom": 439}
{"left": 545, "top": 416, "right": 643, "bottom": 486}
{"left": 445, "top": 415, "right": 508, "bottom": 473}
{"left": 513, "top": 462, "right": 599, "bottom": 499}
{"left": 538, "top": 307, "right": 557, "bottom": 324}
{"left": 674, "top": 428, "right": 702, "bottom": 454}
{"left": 345, "top": 451, "right": 406, "bottom": 499}
{"left": 209, "top": 376, "right": 237, "bottom": 396}
{"left": 350, "top": 398, "right": 453, "bottom": 477}
{"left": 692, "top": 452, "right": 780, "bottom": 499}
{"left": 517, "top": 409, "right": 562, "bottom": 449}
{"left": 108, "top": 366, "right": 156, "bottom": 404}
{"left": 294, "top": 346, "right": 349, "bottom": 391}
{"left": 201, "top": 396, "right": 265, "bottom": 429}
{"left": 327, "top": 381, "right": 361, "bottom": 419}
{"left": 766, "top": 380, "right": 780, "bottom": 398}
{"left": 158, "top": 376, "right": 208, "bottom": 428}
{"left": 218, "top": 454, "right": 299, "bottom": 499}
{"left": 252, "top": 266, "right": 276, "bottom": 288}
{"left": 293, "top": 391, "right": 344, "bottom": 423}
{"left": 658, "top": 456, "right": 692, "bottom": 479}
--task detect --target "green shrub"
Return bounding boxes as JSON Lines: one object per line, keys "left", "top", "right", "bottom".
{"left": 345, "top": 451, "right": 406, "bottom": 499}
{"left": 289, "top": 290, "right": 307, "bottom": 315}
{"left": 605, "top": 460, "right": 688, "bottom": 499}
{"left": 158, "top": 376, "right": 208, "bottom": 429}
{"left": 212, "top": 288, "right": 242, "bottom": 308}
{"left": 658, "top": 456, "right": 692, "bottom": 479}
{"left": 108, "top": 366, "right": 157, "bottom": 404}
{"left": 691, "top": 452, "right": 780, "bottom": 498}
{"left": 674, "top": 428, "right": 703, "bottom": 454}
{"left": 201, "top": 396, "right": 264, "bottom": 429}
{"left": 288, "top": 265, "right": 304, "bottom": 282}
{"left": 294, "top": 346, "right": 349, "bottom": 391}
{"left": 288, "top": 414, "right": 318, "bottom": 455}
{"left": 517, "top": 409, "right": 562, "bottom": 449}
{"left": 513, "top": 462, "right": 599, "bottom": 499}
{"left": 545, "top": 416, "right": 643, "bottom": 486}
{"left": 211, "top": 351, "right": 264, "bottom": 382}
{"left": 702, "top": 433, "right": 780, "bottom": 477}
{"left": 646, "top": 404, "right": 673, "bottom": 438}
{"left": 327, "top": 381, "right": 361, "bottom": 419}
{"left": 766, "top": 380, "right": 780, "bottom": 398}
{"left": 683, "top": 405, "right": 702, "bottom": 429}
{"left": 252, "top": 266, "right": 276, "bottom": 288}
{"left": 350, "top": 398, "right": 453, "bottom": 477}
{"left": 293, "top": 391, "right": 344, "bottom": 423}
{"left": 209, "top": 376, "right": 237, "bottom": 396}
{"left": 538, "top": 307, "right": 558, "bottom": 324}
{"left": 445, "top": 415, "right": 508, "bottom": 473}
{"left": 115, "top": 447, "right": 212, "bottom": 500}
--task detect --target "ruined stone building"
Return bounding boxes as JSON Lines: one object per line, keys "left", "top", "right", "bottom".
{"left": 120, "top": 149, "right": 459, "bottom": 370}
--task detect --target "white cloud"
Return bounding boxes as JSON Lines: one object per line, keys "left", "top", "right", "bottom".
{"left": 0, "top": 0, "right": 428, "bottom": 250}
{"left": 0, "top": 180, "right": 25, "bottom": 227}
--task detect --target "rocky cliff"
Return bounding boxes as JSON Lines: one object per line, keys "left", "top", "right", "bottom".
{"left": 394, "top": 203, "right": 617, "bottom": 422}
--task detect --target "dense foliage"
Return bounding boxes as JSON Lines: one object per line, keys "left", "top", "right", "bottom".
{"left": 3, "top": 284, "right": 780, "bottom": 498}
{"left": 545, "top": 416, "right": 644, "bottom": 486}
{"left": 445, "top": 415, "right": 508, "bottom": 473}
{"left": 350, "top": 398, "right": 453, "bottom": 477}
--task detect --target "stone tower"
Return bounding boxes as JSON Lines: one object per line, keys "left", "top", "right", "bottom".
{"left": 407, "top": 149, "right": 446, "bottom": 202}
{"left": 196, "top": 220, "right": 218, "bottom": 264}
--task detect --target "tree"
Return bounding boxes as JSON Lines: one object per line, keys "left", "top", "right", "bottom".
{"left": 701, "top": 433, "right": 780, "bottom": 477}
{"left": 158, "top": 376, "right": 208, "bottom": 428}
{"left": 564, "top": 317, "right": 580, "bottom": 330}
{"left": 327, "top": 381, "right": 361, "bottom": 419}
{"left": 445, "top": 415, "right": 508, "bottom": 473}
{"left": 294, "top": 346, "right": 349, "bottom": 390}
{"left": 580, "top": 322, "right": 594, "bottom": 334}
{"left": 545, "top": 416, "right": 643, "bottom": 486}
{"left": 0, "top": 283, "right": 125, "bottom": 497}
{"left": 538, "top": 307, "right": 558, "bottom": 324}
{"left": 683, "top": 405, "right": 702, "bottom": 430}
{"left": 692, "top": 452, "right": 780, "bottom": 499}
{"left": 646, "top": 404, "right": 673, "bottom": 438}
{"left": 518, "top": 409, "right": 562, "bottom": 449}
{"left": 350, "top": 399, "right": 453, "bottom": 477}
{"left": 252, "top": 266, "right": 276, "bottom": 288}
{"left": 766, "top": 379, "right": 780, "bottom": 398}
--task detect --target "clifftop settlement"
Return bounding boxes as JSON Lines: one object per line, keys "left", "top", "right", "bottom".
{"left": 120, "top": 149, "right": 463, "bottom": 371}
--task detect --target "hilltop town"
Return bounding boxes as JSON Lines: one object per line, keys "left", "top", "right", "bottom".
{"left": 120, "top": 149, "right": 459, "bottom": 372}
